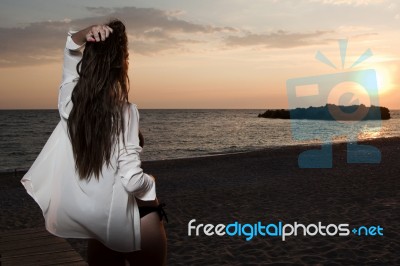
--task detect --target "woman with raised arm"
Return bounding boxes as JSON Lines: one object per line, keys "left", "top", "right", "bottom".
{"left": 21, "top": 19, "right": 167, "bottom": 265}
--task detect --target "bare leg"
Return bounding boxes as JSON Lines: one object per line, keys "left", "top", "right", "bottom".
{"left": 87, "top": 212, "right": 167, "bottom": 266}
{"left": 87, "top": 239, "right": 125, "bottom": 266}
{"left": 125, "top": 212, "right": 167, "bottom": 265}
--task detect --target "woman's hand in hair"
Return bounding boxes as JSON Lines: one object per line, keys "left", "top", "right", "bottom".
{"left": 86, "top": 25, "right": 114, "bottom": 42}
{"left": 72, "top": 25, "right": 114, "bottom": 46}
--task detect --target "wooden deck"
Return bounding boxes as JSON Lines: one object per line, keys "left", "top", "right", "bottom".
{"left": 0, "top": 227, "right": 87, "bottom": 266}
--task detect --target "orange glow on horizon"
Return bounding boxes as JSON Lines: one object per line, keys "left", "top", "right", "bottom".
{"left": 0, "top": 47, "right": 399, "bottom": 110}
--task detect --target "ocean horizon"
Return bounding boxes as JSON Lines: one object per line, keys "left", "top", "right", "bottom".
{"left": 1, "top": 109, "right": 400, "bottom": 173}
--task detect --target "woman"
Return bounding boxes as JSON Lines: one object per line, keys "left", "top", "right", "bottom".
{"left": 21, "top": 20, "right": 167, "bottom": 265}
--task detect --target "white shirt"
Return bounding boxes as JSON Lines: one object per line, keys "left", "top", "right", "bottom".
{"left": 21, "top": 31, "right": 156, "bottom": 252}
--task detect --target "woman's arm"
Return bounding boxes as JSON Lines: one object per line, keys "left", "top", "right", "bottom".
{"left": 71, "top": 24, "right": 113, "bottom": 45}
{"left": 63, "top": 24, "right": 113, "bottom": 85}
{"left": 139, "top": 130, "right": 144, "bottom": 148}
{"left": 58, "top": 24, "right": 113, "bottom": 119}
{"left": 118, "top": 105, "right": 156, "bottom": 201}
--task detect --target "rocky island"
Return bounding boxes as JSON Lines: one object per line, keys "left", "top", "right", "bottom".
{"left": 258, "top": 104, "right": 390, "bottom": 120}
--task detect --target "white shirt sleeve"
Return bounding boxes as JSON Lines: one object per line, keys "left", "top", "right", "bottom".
{"left": 58, "top": 31, "right": 85, "bottom": 120}
{"left": 118, "top": 104, "right": 156, "bottom": 201}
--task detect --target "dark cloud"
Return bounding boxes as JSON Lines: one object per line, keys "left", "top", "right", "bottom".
{"left": 0, "top": 6, "right": 336, "bottom": 68}
{"left": 74, "top": 6, "right": 236, "bottom": 55}
{"left": 225, "top": 30, "right": 334, "bottom": 48}
{"left": 0, "top": 6, "right": 234, "bottom": 67}
{"left": 0, "top": 20, "right": 70, "bottom": 67}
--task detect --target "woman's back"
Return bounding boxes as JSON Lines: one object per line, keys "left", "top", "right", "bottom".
{"left": 22, "top": 21, "right": 160, "bottom": 254}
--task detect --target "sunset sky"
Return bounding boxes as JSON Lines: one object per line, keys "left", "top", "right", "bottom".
{"left": 0, "top": 0, "right": 399, "bottom": 109}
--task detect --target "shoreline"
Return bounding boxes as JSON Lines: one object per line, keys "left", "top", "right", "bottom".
{"left": 1, "top": 136, "right": 399, "bottom": 264}
{"left": 1, "top": 135, "right": 399, "bottom": 175}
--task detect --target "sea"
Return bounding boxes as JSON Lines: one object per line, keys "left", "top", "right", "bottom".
{"left": 1, "top": 109, "right": 400, "bottom": 172}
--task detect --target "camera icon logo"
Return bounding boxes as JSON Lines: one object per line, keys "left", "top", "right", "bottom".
{"left": 286, "top": 40, "right": 381, "bottom": 168}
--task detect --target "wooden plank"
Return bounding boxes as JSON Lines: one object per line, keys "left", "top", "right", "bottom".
{"left": 1, "top": 249, "right": 77, "bottom": 260}
{"left": 0, "top": 229, "right": 50, "bottom": 242}
{"left": 0, "top": 228, "right": 87, "bottom": 266}
{"left": 0, "top": 233, "right": 57, "bottom": 246}
{"left": 43, "top": 261, "right": 88, "bottom": 266}
{"left": 1, "top": 258, "right": 87, "bottom": 266}
{"left": 0, "top": 235, "right": 69, "bottom": 252}
{"left": 1, "top": 250, "right": 86, "bottom": 266}
{"left": 2, "top": 242, "right": 72, "bottom": 257}
{"left": 0, "top": 227, "right": 45, "bottom": 238}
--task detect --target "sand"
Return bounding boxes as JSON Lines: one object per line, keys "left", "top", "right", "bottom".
{"left": 1, "top": 138, "right": 399, "bottom": 265}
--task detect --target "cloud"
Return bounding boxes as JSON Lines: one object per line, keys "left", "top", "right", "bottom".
{"left": 0, "top": 6, "right": 340, "bottom": 68}
{"left": 0, "top": 20, "right": 70, "bottom": 67}
{"left": 79, "top": 6, "right": 237, "bottom": 55}
{"left": 0, "top": 6, "right": 234, "bottom": 67}
{"left": 310, "top": 0, "right": 386, "bottom": 6}
{"left": 225, "top": 30, "right": 333, "bottom": 49}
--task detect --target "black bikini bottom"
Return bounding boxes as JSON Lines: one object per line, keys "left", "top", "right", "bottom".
{"left": 138, "top": 203, "right": 168, "bottom": 223}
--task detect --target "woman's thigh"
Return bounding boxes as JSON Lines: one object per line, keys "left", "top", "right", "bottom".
{"left": 87, "top": 212, "right": 167, "bottom": 265}
{"left": 87, "top": 239, "right": 125, "bottom": 265}
{"left": 125, "top": 211, "right": 167, "bottom": 265}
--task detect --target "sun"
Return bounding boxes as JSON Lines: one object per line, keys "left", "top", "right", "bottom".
{"left": 375, "top": 65, "right": 395, "bottom": 95}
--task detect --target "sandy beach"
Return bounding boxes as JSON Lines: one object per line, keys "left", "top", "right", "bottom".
{"left": 1, "top": 138, "right": 399, "bottom": 265}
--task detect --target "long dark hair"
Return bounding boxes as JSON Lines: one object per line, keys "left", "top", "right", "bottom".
{"left": 68, "top": 19, "right": 129, "bottom": 180}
